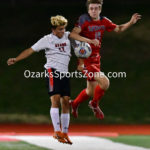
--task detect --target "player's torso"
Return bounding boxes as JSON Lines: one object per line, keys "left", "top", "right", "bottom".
{"left": 45, "top": 32, "right": 71, "bottom": 56}
{"left": 81, "top": 20, "right": 105, "bottom": 43}
{"left": 77, "top": 14, "right": 116, "bottom": 67}
{"left": 79, "top": 15, "right": 106, "bottom": 65}
{"left": 44, "top": 32, "right": 71, "bottom": 71}
{"left": 80, "top": 15, "right": 106, "bottom": 50}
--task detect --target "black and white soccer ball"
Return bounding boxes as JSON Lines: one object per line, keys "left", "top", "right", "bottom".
{"left": 74, "top": 41, "right": 92, "bottom": 58}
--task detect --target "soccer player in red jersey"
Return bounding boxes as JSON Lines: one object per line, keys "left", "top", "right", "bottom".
{"left": 70, "top": 0, "right": 141, "bottom": 119}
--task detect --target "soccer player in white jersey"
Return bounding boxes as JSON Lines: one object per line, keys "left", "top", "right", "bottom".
{"left": 7, "top": 15, "right": 99, "bottom": 144}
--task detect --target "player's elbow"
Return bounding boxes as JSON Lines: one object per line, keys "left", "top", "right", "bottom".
{"left": 72, "top": 27, "right": 81, "bottom": 34}
{"left": 72, "top": 28, "right": 77, "bottom": 33}
{"left": 114, "top": 26, "right": 123, "bottom": 33}
{"left": 69, "top": 32, "right": 75, "bottom": 39}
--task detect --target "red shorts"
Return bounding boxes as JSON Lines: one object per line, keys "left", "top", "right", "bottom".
{"left": 82, "top": 54, "right": 101, "bottom": 81}
{"left": 84, "top": 54, "right": 100, "bottom": 66}
{"left": 82, "top": 64, "right": 100, "bottom": 81}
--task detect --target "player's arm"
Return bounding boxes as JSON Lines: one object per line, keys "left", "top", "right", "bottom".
{"left": 7, "top": 48, "right": 35, "bottom": 66}
{"left": 72, "top": 27, "right": 82, "bottom": 34}
{"left": 71, "top": 27, "right": 100, "bottom": 46}
{"left": 114, "top": 13, "right": 141, "bottom": 33}
{"left": 69, "top": 31, "right": 99, "bottom": 46}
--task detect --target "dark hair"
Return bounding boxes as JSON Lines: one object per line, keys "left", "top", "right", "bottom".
{"left": 86, "top": 0, "right": 103, "bottom": 10}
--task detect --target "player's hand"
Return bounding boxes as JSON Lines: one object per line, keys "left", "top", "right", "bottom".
{"left": 7, "top": 58, "right": 17, "bottom": 66}
{"left": 130, "top": 13, "right": 141, "bottom": 24}
{"left": 77, "top": 64, "right": 84, "bottom": 71}
{"left": 90, "top": 39, "right": 100, "bottom": 47}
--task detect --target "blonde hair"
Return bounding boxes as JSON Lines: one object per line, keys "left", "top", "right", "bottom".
{"left": 50, "top": 15, "right": 68, "bottom": 28}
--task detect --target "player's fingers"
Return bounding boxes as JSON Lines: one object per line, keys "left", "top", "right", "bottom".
{"left": 91, "top": 40, "right": 98, "bottom": 46}
{"left": 132, "top": 13, "right": 139, "bottom": 19}
{"left": 134, "top": 14, "right": 142, "bottom": 19}
{"left": 7, "top": 62, "right": 12, "bottom": 66}
{"left": 134, "top": 16, "right": 141, "bottom": 22}
{"left": 95, "top": 39, "right": 100, "bottom": 46}
{"left": 94, "top": 43, "right": 99, "bottom": 46}
{"left": 137, "top": 15, "right": 142, "bottom": 19}
{"left": 7, "top": 59, "right": 11, "bottom": 65}
{"left": 7, "top": 61, "right": 13, "bottom": 65}
{"left": 7, "top": 58, "right": 15, "bottom": 65}
{"left": 133, "top": 13, "right": 140, "bottom": 16}
{"left": 135, "top": 14, "right": 141, "bottom": 17}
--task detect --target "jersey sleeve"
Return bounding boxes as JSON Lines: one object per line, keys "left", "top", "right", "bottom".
{"left": 65, "top": 31, "right": 70, "bottom": 38}
{"left": 103, "top": 17, "right": 117, "bottom": 32}
{"left": 31, "top": 36, "right": 49, "bottom": 52}
{"left": 75, "top": 14, "right": 90, "bottom": 30}
{"left": 75, "top": 16, "right": 84, "bottom": 28}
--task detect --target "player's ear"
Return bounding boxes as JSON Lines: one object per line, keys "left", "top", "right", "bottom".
{"left": 99, "top": 4, "right": 102, "bottom": 11}
{"left": 51, "top": 28, "right": 56, "bottom": 34}
{"left": 52, "top": 27, "right": 57, "bottom": 31}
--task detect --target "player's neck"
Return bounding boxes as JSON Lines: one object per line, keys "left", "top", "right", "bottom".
{"left": 52, "top": 32, "right": 62, "bottom": 39}
{"left": 92, "top": 16, "right": 100, "bottom": 21}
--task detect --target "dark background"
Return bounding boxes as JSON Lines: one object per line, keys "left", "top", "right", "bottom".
{"left": 0, "top": 0, "right": 150, "bottom": 124}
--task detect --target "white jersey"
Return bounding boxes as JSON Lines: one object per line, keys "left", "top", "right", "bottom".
{"left": 31, "top": 32, "right": 71, "bottom": 72}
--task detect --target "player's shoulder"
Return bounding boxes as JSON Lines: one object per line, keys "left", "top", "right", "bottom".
{"left": 101, "top": 16, "right": 113, "bottom": 22}
{"left": 64, "top": 31, "right": 70, "bottom": 39}
{"left": 45, "top": 33, "right": 57, "bottom": 41}
{"left": 39, "top": 34, "right": 53, "bottom": 43}
{"left": 44, "top": 33, "right": 52, "bottom": 38}
{"left": 38, "top": 34, "right": 51, "bottom": 40}
{"left": 78, "top": 13, "right": 92, "bottom": 25}
{"left": 79, "top": 14, "right": 91, "bottom": 20}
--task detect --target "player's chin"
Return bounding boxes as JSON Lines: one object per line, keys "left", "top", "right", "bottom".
{"left": 58, "top": 34, "right": 64, "bottom": 38}
{"left": 91, "top": 16, "right": 97, "bottom": 20}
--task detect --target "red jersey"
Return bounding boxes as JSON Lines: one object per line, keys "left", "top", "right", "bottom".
{"left": 76, "top": 14, "right": 117, "bottom": 67}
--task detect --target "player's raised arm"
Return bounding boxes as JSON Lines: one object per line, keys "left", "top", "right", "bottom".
{"left": 7, "top": 48, "right": 35, "bottom": 66}
{"left": 114, "top": 13, "right": 141, "bottom": 33}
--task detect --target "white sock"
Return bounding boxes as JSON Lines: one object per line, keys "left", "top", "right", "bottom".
{"left": 61, "top": 113, "right": 70, "bottom": 133}
{"left": 50, "top": 108, "right": 61, "bottom": 132}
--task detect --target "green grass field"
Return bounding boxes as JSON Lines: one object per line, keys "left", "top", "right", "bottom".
{"left": 106, "top": 135, "right": 150, "bottom": 148}
{"left": 0, "top": 141, "right": 50, "bottom": 150}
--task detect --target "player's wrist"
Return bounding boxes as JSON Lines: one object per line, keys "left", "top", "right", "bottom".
{"left": 129, "top": 20, "right": 134, "bottom": 26}
{"left": 85, "top": 39, "right": 91, "bottom": 44}
{"left": 14, "top": 58, "right": 18, "bottom": 63}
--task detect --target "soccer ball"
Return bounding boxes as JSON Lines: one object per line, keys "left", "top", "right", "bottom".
{"left": 74, "top": 41, "right": 92, "bottom": 58}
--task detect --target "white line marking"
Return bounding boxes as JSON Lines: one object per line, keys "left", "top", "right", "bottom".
{"left": 9, "top": 136, "right": 150, "bottom": 150}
